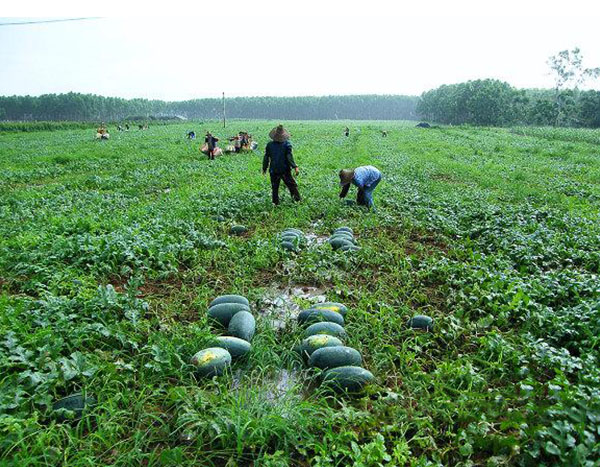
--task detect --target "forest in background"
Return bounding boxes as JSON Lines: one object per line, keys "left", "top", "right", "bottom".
{"left": 0, "top": 94, "right": 419, "bottom": 122}
{"left": 0, "top": 86, "right": 599, "bottom": 129}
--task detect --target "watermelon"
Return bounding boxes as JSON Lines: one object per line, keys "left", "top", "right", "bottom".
{"left": 208, "top": 302, "right": 250, "bottom": 327}
{"left": 329, "top": 237, "right": 355, "bottom": 250}
{"left": 228, "top": 310, "right": 256, "bottom": 342}
{"left": 322, "top": 366, "right": 374, "bottom": 392}
{"left": 298, "top": 334, "right": 344, "bottom": 357}
{"left": 213, "top": 336, "right": 251, "bottom": 358}
{"left": 230, "top": 225, "right": 247, "bottom": 235}
{"left": 53, "top": 393, "right": 96, "bottom": 420}
{"left": 282, "top": 228, "right": 304, "bottom": 238}
{"left": 311, "top": 302, "right": 348, "bottom": 317}
{"left": 210, "top": 295, "right": 249, "bottom": 307}
{"left": 281, "top": 240, "right": 298, "bottom": 252}
{"left": 280, "top": 234, "right": 300, "bottom": 245}
{"left": 280, "top": 230, "right": 303, "bottom": 239}
{"left": 191, "top": 347, "right": 232, "bottom": 377}
{"left": 299, "top": 309, "right": 344, "bottom": 326}
{"left": 304, "top": 322, "right": 347, "bottom": 339}
{"left": 331, "top": 233, "right": 356, "bottom": 243}
{"left": 309, "top": 346, "right": 362, "bottom": 370}
{"left": 330, "top": 232, "right": 356, "bottom": 243}
{"left": 333, "top": 227, "right": 354, "bottom": 235}
{"left": 408, "top": 315, "right": 434, "bottom": 331}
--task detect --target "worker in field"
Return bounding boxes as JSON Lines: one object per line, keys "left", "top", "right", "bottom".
{"left": 262, "top": 125, "right": 301, "bottom": 205}
{"left": 344, "top": 127, "right": 350, "bottom": 137}
{"left": 233, "top": 134, "right": 242, "bottom": 153}
{"left": 96, "top": 122, "right": 109, "bottom": 140}
{"left": 204, "top": 132, "right": 220, "bottom": 160}
{"left": 339, "top": 165, "right": 382, "bottom": 211}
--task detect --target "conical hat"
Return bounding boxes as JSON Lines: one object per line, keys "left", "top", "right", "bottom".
{"left": 269, "top": 125, "right": 290, "bottom": 142}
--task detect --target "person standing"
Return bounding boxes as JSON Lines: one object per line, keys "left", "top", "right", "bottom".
{"left": 339, "top": 165, "right": 382, "bottom": 210}
{"left": 205, "top": 132, "right": 219, "bottom": 160}
{"left": 262, "top": 125, "right": 301, "bottom": 205}
{"left": 344, "top": 127, "right": 350, "bottom": 137}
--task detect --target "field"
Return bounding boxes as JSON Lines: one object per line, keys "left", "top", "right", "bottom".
{"left": 1, "top": 121, "right": 600, "bottom": 466}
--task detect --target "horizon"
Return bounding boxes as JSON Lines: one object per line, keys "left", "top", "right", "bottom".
{"left": 0, "top": 83, "right": 588, "bottom": 102}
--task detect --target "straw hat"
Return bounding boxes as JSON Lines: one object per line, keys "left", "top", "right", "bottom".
{"left": 339, "top": 169, "right": 355, "bottom": 186}
{"left": 269, "top": 125, "right": 290, "bottom": 142}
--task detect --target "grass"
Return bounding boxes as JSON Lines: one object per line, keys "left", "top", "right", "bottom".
{"left": 1, "top": 121, "right": 600, "bottom": 465}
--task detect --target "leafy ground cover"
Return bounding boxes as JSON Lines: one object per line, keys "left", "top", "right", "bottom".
{"left": 1, "top": 121, "right": 599, "bottom": 465}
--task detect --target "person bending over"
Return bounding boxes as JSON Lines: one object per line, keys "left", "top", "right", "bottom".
{"left": 339, "top": 165, "right": 382, "bottom": 210}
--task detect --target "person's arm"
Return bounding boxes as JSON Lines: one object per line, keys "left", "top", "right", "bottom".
{"left": 339, "top": 184, "right": 350, "bottom": 198}
{"left": 285, "top": 143, "right": 299, "bottom": 174}
{"left": 262, "top": 145, "right": 270, "bottom": 173}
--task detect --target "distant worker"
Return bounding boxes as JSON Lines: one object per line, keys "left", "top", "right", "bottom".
{"left": 344, "top": 127, "right": 350, "bottom": 137}
{"left": 96, "top": 123, "right": 109, "bottom": 140}
{"left": 262, "top": 125, "right": 301, "bottom": 205}
{"left": 205, "top": 132, "right": 219, "bottom": 160}
{"left": 240, "top": 131, "right": 252, "bottom": 150}
{"left": 339, "top": 165, "right": 382, "bottom": 211}
{"left": 125, "top": 123, "right": 130, "bottom": 131}
{"left": 381, "top": 130, "right": 388, "bottom": 137}
{"left": 187, "top": 130, "right": 196, "bottom": 140}
{"left": 233, "top": 134, "right": 242, "bottom": 153}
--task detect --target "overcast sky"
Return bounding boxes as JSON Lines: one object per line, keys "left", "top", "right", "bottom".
{"left": 1, "top": 2, "right": 599, "bottom": 100}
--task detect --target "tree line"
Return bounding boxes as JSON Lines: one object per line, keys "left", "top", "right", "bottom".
{"left": 417, "top": 80, "right": 600, "bottom": 128}
{"left": 2, "top": 47, "right": 598, "bottom": 127}
{"left": 0, "top": 93, "right": 419, "bottom": 122}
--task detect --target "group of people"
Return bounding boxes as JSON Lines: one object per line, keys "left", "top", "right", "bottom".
{"left": 263, "top": 125, "right": 382, "bottom": 210}
{"left": 199, "top": 131, "right": 255, "bottom": 159}
{"left": 96, "top": 122, "right": 150, "bottom": 139}
{"left": 229, "top": 131, "right": 252, "bottom": 153}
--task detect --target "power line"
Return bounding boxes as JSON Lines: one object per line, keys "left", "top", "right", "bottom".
{"left": 0, "top": 17, "right": 101, "bottom": 27}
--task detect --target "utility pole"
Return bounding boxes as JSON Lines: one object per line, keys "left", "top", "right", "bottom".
{"left": 222, "top": 92, "right": 226, "bottom": 128}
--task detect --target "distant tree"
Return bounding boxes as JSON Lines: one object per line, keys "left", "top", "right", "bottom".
{"left": 578, "top": 91, "right": 600, "bottom": 128}
{"left": 547, "top": 48, "right": 600, "bottom": 125}
{"left": 417, "top": 79, "right": 520, "bottom": 126}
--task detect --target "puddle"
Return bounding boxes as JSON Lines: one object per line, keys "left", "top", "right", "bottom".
{"left": 264, "top": 369, "right": 301, "bottom": 402}
{"left": 259, "top": 283, "right": 328, "bottom": 329}
{"left": 305, "top": 221, "right": 329, "bottom": 246}
{"left": 305, "top": 232, "right": 329, "bottom": 246}
{"left": 231, "top": 368, "right": 303, "bottom": 404}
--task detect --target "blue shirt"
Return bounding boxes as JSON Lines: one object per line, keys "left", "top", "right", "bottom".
{"left": 352, "top": 166, "right": 381, "bottom": 188}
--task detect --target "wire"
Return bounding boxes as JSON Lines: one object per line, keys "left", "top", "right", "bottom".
{"left": 0, "top": 17, "right": 101, "bottom": 27}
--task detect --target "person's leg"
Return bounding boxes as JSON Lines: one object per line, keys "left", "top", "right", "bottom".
{"left": 282, "top": 171, "right": 301, "bottom": 201}
{"left": 356, "top": 188, "right": 366, "bottom": 205}
{"left": 364, "top": 175, "right": 381, "bottom": 210}
{"left": 270, "top": 173, "right": 282, "bottom": 205}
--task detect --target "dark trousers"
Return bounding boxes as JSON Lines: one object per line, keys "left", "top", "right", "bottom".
{"left": 270, "top": 171, "right": 301, "bottom": 205}
{"left": 357, "top": 189, "right": 367, "bottom": 206}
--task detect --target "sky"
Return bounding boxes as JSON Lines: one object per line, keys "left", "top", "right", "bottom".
{"left": 1, "top": 1, "right": 599, "bottom": 101}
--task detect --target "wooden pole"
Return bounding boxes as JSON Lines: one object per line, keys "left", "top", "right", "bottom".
{"left": 222, "top": 92, "right": 225, "bottom": 128}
